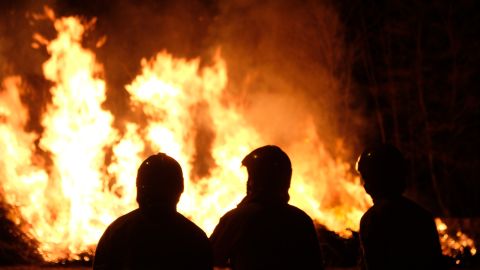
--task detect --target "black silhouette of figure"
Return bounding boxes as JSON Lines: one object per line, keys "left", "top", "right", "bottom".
{"left": 356, "top": 144, "right": 444, "bottom": 270}
{"left": 93, "top": 153, "right": 212, "bottom": 270}
{"left": 210, "top": 145, "right": 324, "bottom": 270}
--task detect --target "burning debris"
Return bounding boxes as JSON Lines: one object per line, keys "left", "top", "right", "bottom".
{"left": 436, "top": 218, "right": 478, "bottom": 266}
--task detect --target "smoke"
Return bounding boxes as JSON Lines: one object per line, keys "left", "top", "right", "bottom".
{"left": 189, "top": 101, "right": 216, "bottom": 180}
{"left": 210, "top": 0, "right": 361, "bottom": 157}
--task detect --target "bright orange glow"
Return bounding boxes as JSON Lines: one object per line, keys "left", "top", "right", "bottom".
{"left": 3, "top": 14, "right": 473, "bottom": 262}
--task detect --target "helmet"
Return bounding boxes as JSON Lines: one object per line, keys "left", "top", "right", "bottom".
{"left": 356, "top": 144, "right": 406, "bottom": 198}
{"left": 242, "top": 145, "right": 292, "bottom": 193}
{"left": 136, "top": 153, "right": 184, "bottom": 207}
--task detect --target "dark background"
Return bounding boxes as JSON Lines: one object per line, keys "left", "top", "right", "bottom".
{"left": 335, "top": 0, "right": 480, "bottom": 217}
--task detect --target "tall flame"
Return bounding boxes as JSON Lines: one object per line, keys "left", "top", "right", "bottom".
{"left": 0, "top": 15, "right": 373, "bottom": 261}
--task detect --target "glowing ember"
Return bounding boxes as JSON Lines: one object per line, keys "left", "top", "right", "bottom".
{"left": 435, "top": 218, "right": 477, "bottom": 259}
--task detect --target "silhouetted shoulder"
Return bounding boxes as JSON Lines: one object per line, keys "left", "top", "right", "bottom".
{"left": 103, "top": 209, "right": 142, "bottom": 233}
{"left": 211, "top": 203, "right": 322, "bottom": 270}
{"left": 360, "top": 196, "right": 434, "bottom": 228}
{"left": 285, "top": 204, "right": 315, "bottom": 220}
{"left": 95, "top": 209, "right": 212, "bottom": 270}
{"left": 175, "top": 212, "right": 210, "bottom": 239}
{"left": 360, "top": 196, "right": 443, "bottom": 270}
{"left": 107, "top": 208, "right": 206, "bottom": 238}
{"left": 228, "top": 202, "right": 311, "bottom": 217}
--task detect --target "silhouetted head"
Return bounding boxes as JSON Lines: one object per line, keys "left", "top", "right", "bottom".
{"left": 136, "top": 153, "right": 184, "bottom": 209}
{"left": 242, "top": 145, "right": 292, "bottom": 199}
{"left": 356, "top": 144, "right": 407, "bottom": 200}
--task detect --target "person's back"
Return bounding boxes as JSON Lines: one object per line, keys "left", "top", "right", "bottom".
{"left": 95, "top": 208, "right": 211, "bottom": 269}
{"left": 93, "top": 153, "right": 212, "bottom": 270}
{"left": 360, "top": 196, "right": 442, "bottom": 270}
{"left": 211, "top": 200, "right": 321, "bottom": 270}
{"left": 356, "top": 144, "right": 443, "bottom": 270}
{"left": 210, "top": 145, "right": 323, "bottom": 270}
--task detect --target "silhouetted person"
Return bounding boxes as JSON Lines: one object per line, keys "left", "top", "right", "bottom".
{"left": 93, "top": 153, "right": 212, "bottom": 270}
{"left": 356, "top": 144, "right": 444, "bottom": 270}
{"left": 210, "top": 145, "right": 324, "bottom": 270}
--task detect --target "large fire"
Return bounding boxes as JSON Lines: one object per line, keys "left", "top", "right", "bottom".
{"left": 0, "top": 13, "right": 370, "bottom": 261}
{"left": 0, "top": 11, "right": 475, "bottom": 263}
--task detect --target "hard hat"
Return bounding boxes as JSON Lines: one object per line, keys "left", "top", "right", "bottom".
{"left": 242, "top": 145, "right": 292, "bottom": 192}
{"left": 356, "top": 144, "right": 406, "bottom": 197}
{"left": 136, "top": 153, "right": 184, "bottom": 207}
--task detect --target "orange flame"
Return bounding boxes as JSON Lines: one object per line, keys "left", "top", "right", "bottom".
{"left": 1, "top": 15, "right": 371, "bottom": 261}
{"left": 435, "top": 218, "right": 477, "bottom": 260}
